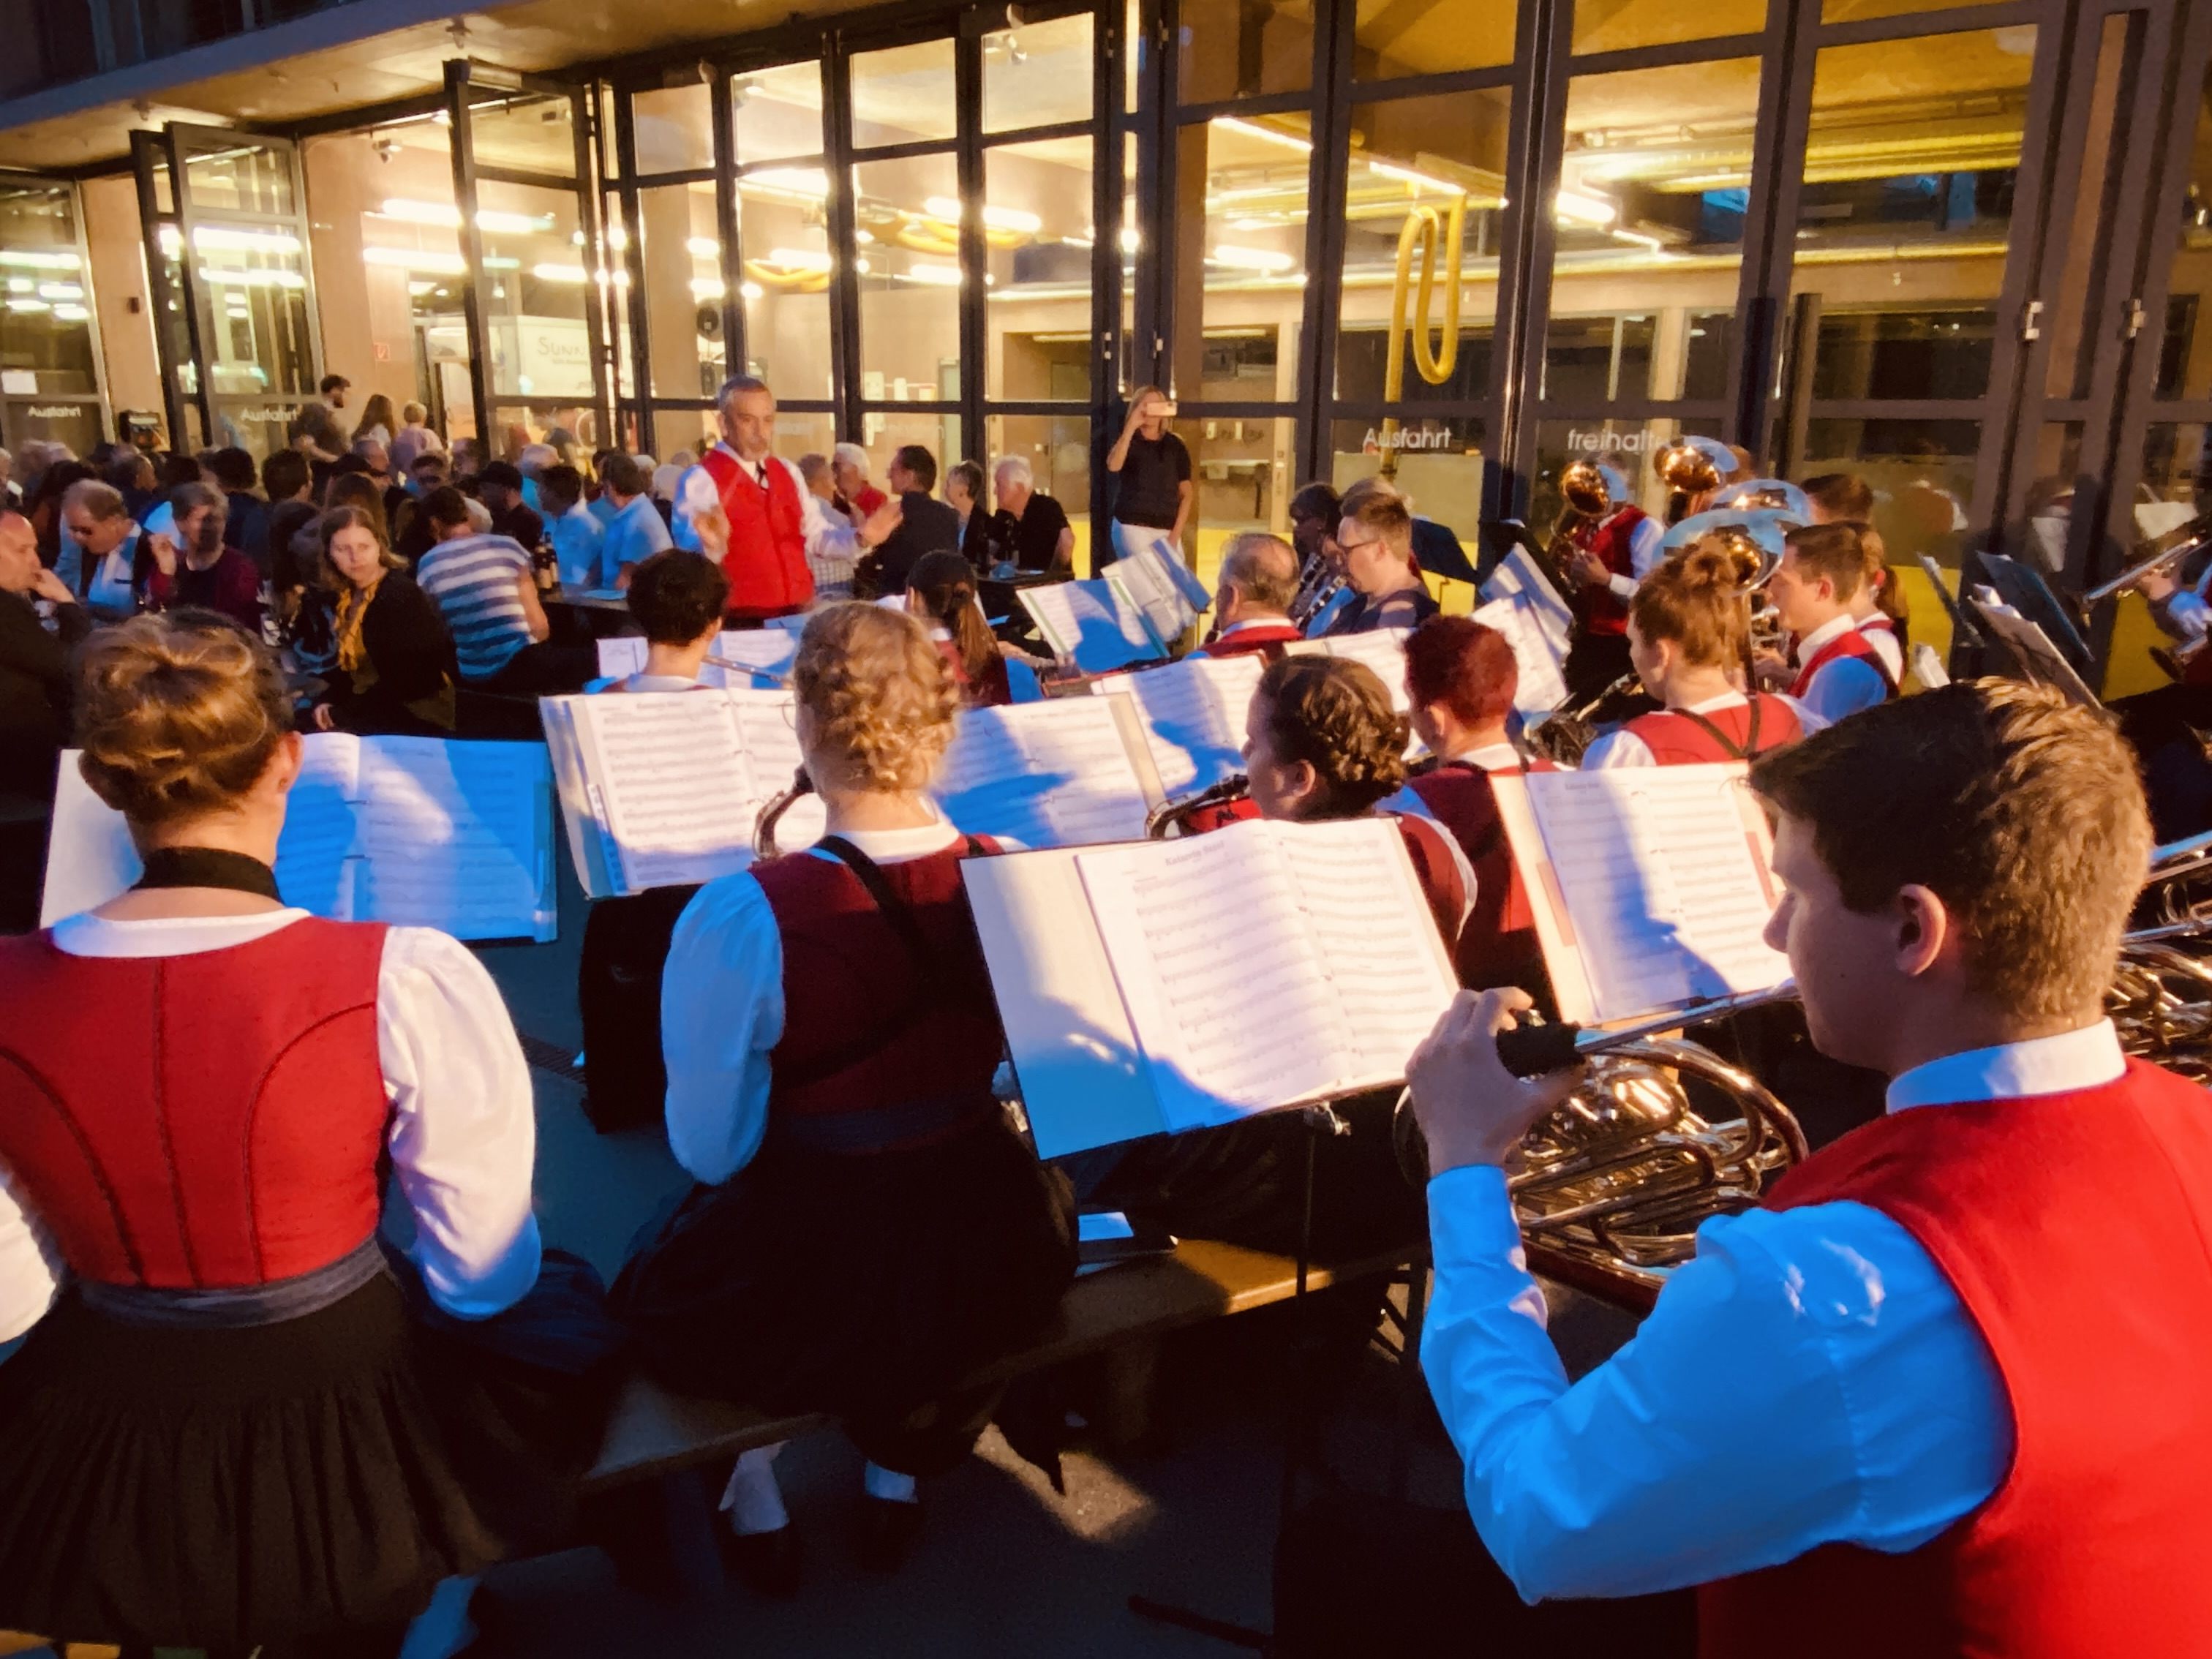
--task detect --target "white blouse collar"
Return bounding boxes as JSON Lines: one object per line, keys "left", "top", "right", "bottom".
{"left": 50, "top": 908, "right": 309, "bottom": 959}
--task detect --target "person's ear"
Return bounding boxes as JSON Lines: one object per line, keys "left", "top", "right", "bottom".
{"left": 1892, "top": 882, "right": 1951, "bottom": 979}
{"left": 1282, "top": 759, "right": 1321, "bottom": 815}
{"left": 268, "top": 729, "right": 305, "bottom": 794}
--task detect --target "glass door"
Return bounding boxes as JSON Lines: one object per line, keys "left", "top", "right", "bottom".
{"left": 0, "top": 173, "right": 106, "bottom": 456}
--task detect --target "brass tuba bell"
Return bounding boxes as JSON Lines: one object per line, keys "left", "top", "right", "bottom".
{"left": 1652, "top": 434, "right": 1735, "bottom": 497}
{"left": 1559, "top": 458, "right": 1614, "bottom": 519}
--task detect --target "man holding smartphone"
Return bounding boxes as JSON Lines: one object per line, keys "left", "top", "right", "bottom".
{"left": 1104, "top": 385, "right": 1192, "bottom": 575}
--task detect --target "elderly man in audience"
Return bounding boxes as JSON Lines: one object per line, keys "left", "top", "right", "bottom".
{"left": 988, "top": 456, "right": 1075, "bottom": 578}
{"left": 60, "top": 479, "right": 138, "bottom": 607}
{"left": 0, "top": 505, "right": 89, "bottom": 800}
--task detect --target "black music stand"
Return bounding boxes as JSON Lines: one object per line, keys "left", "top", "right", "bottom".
{"left": 1973, "top": 550, "right": 2094, "bottom": 674}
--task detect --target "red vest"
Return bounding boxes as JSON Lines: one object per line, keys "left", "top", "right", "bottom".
{"left": 935, "top": 636, "right": 1012, "bottom": 707}
{"left": 702, "top": 448, "right": 814, "bottom": 618}
{"left": 1622, "top": 695, "right": 1804, "bottom": 765}
{"left": 1570, "top": 507, "right": 1648, "bottom": 636}
{"left": 1788, "top": 625, "right": 1896, "bottom": 702}
{"left": 754, "top": 839, "right": 1007, "bottom": 1154}
{"left": 1390, "top": 812, "right": 1469, "bottom": 948}
{"left": 1700, "top": 1059, "right": 2212, "bottom": 1659}
{"left": 1200, "top": 622, "right": 1304, "bottom": 661}
{"left": 0, "top": 920, "right": 389, "bottom": 1287}
{"left": 1406, "top": 759, "right": 1554, "bottom": 992}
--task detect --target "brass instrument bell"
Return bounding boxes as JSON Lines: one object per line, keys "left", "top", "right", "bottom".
{"left": 1708, "top": 477, "right": 1814, "bottom": 520}
{"left": 1652, "top": 434, "right": 1737, "bottom": 496}
{"left": 1659, "top": 507, "right": 1800, "bottom": 594}
{"left": 1559, "top": 458, "right": 1615, "bottom": 518}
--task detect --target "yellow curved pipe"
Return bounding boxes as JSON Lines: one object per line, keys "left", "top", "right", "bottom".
{"left": 742, "top": 259, "right": 830, "bottom": 294}
{"left": 1380, "top": 194, "right": 1467, "bottom": 480}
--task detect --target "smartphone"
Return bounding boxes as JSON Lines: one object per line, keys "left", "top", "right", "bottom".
{"left": 1154, "top": 399, "right": 1178, "bottom": 418}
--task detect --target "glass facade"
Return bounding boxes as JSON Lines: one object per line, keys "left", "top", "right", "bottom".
{"left": 7, "top": 0, "right": 2207, "bottom": 625}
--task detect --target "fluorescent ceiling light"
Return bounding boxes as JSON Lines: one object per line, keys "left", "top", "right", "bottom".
{"left": 1216, "top": 115, "right": 1312, "bottom": 154}
{"left": 691, "top": 276, "right": 727, "bottom": 300}
{"left": 159, "top": 224, "right": 301, "bottom": 255}
{"left": 922, "top": 195, "right": 1043, "bottom": 235}
{"left": 408, "top": 280, "right": 437, "bottom": 296}
{"left": 686, "top": 236, "right": 720, "bottom": 258}
{"left": 740, "top": 167, "right": 831, "bottom": 200}
{"left": 483, "top": 255, "right": 521, "bottom": 270}
{"left": 53, "top": 304, "right": 88, "bottom": 321}
{"left": 900, "top": 261, "right": 963, "bottom": 286}
{"left": 530, "top": 263, "right": 588, "bottom": 283}
{"left": 364, "top": 247, "right": 468, "bottom": 274}
{"left": 35, "top": 282, "right": 80, "bottom": 301}
{"left": 765, "top": 247, "right": 832, "bottom": 273}
{"left": 0, "top": 250, "right": 81, "bottom": 271}
{"left": 740, "top": 281, "right": 765, "bottom": 301}
{"left": 4, "top": 279, "right": 27, "bottom": 294}
{"left": 1209, "top": 244, "right": 1296, "bottom": 273}
{"left": 1554, "top": 187, "right": 1617, "bottom": 227}
{"left": 5, "top": 298, "right": 50, "bottom": 313}
{"left": 477, "top": 209, "right": 555, "bottom": 236}
{"left": 1120, "top": 227, "right": 1140, "bottom": 254}
{"left": 1367, "top": 157, "right": 1463, "bottom": 196}
{"left": 198, "top": 266, "right": 306, "bottom": 289}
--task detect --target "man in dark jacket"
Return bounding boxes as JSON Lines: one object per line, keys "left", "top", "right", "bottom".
{"left": 0, "top": 506, "right": 91, "bottom": 800}
{"left": 863, "top": 445, "right": 963, "bottom": 596}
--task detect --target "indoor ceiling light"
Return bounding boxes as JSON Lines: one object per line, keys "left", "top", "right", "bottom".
{"left": 476, "top": 208, "right": 555, "bottom": 236}
{"left": 691, "top": 276, "right": 727, "bottom": 299}
{"left": 740, "top": 280, "right": 765, "bottom": 301}
{"left": 5, "top": 298, "right": 50, "bottom": 312}
{"left": 1366, "top": 157, "right": 1464, "bottom": 197}
{"left": 530, "top": 263, "right": 588, "bottom": 283}
{"left": 900, "top": 261, "right": 963, "bottom": 285}
{"left": 35, "top": 282, "right": 81, "bottom": 301}
{"left": 740, "top": 166, "right": 831, "bottom": 200}
{"left": 1216, "top": 115, "right": 1312, "bottom": 154}
{"left": 1119, "top": 227, "right": 1140, "bottom": 254}
{"left": 685, "top": 236, "right": 720, "bottom": 258}
{"left": 198, "top": 266, "right": 306, "bottom": 289}
{"left": 1553, "top": 187, "right": 1619, "bottom": 227}
{"left": 363, "top": 247, "right": 468, "bottom": 274}
{"left": 378, "top": 198, "right": 462, "bottom": 227}
{"left": 52, "top": 303, "right": 88, "bottom": 321}
{"left": 0, "top": 250, "right": 80, "bottom": 271}
{"left": 1209, "top": 244, "right": 1296, "bottom": 273}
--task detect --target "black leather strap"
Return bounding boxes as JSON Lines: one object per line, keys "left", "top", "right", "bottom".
{"left": 1674, "top": 698, "right": 1764, "bottom": 761}
{"left": 132, "top": 846, "right": 282, "bottom": 901}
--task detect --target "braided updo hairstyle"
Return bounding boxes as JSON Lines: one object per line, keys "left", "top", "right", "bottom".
{"left": 75, "top": 612, "right": 293, "bottom": 827}
{"left": 1628, "top": 543, "right": 1756, "bottom": 669}
{"left": 793, "top": 601, "right": 962, "bottom": 793}
{"left": 1256, "top": 654, "right": 1411, "bottom": 818}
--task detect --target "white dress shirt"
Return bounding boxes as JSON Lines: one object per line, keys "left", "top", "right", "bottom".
{"left": 0, "top": 910, "right": 543, "bottom": 1343}
{"left": 1792, "top": 614, "right": 1892, "bottom": 724}
{"left": 1417, "top": 1020, "right": 2129, "bottom": 1603}
{"left": 1601, "top": 514, "right": 1667, "bottom": 602}
{"left": 662, "top": 819, "right": 995, "bottom": 1186}
{"left": 1581, "top": 691, "right": 1828, "bottom": 769}
{"left": 672, "top": 445, "right": 866, "bottom": 597}
{"left": 1855, "top": 616, "right": 1906, "bottom": 680}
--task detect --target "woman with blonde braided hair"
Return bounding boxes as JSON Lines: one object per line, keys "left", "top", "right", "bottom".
{"left": 615, "top": 601, "right": 1074, "bottom": 1591}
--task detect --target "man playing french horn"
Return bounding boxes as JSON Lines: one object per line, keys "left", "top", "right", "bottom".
{"left": 1401, "top": 680, "right": 2212, "bottom": 1656}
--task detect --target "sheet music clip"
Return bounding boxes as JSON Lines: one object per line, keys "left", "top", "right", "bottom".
{"left": 1299, "top": 1102, "right": 1353, "bottom": 1138}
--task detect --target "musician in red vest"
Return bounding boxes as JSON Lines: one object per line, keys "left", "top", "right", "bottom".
{"left": 1582, "top": 543, "right": 1813, "bottom": 768}
{"left": 1393, "top": 616, "right": 1556, "bottom": 1001}
{"left": 673, "top": 375, "right": 903, "bottom": 620}
{"left": 615, "top": 601, "right": 1072, "bottom": 1592}
{"left": 1560, "top": 458, "right": 1663, "bottom": 700}
{"left": 0, "top": 614, "right": 612, "bottom": 1657}
{"left": 1400, "top": 680, "right": 2205, "bottom": 1657}
{"left": 1200, "top": 530, "right": 1305, "bottom": 659}
{"left": 1755, "top": 521, "right": 1897, "bottom": 723}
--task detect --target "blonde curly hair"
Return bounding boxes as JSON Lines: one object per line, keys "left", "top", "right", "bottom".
{"left": 75, "top": 613, "right": 293, "bottom": 827}
{"left": 793, "top": 601, "right": 961, "bottom": 792}
{"left": 1257, "top": 654, "right": 1410, "bottom": 816}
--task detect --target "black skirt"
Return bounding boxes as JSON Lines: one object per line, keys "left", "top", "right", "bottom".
{"left": 0, "top": 1262, "right": 616, "bottom": 1650}
{"left": 614, "top": 1115, "right": 1075, "bottom": 1446}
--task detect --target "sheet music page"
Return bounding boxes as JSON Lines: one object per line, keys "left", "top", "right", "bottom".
{"left": 1106, "top": 543, "right": 1203, "bottom": 647}
{"left": 1525, "top": 765, "right": 1789, "bottom": 1022}
{"left": 1312, "top": 628, "right": 1413, "bottom": 711}
{"left": 353, "top": 739, "right": 554, "bottom": 940}
{"left": 1481, "top": 547, "right": 1575, "bottom": 658}
{"left": 40, "top": 759, "right": 145, "bottom": 924}
{"left": 594, "top": 631, "right": 797, "bottom": 690}
{"left": 1019, "top": 581, "right": 1164, "bottom": 674}
{"left": 571, "top": 692, "right": 760, "bottom": 892}
{"left": 1113, "top": 655, "right": 1262, "bottom": 796}
{"left": 595, "top": 636, "right": 647, "bottom": 680}
{"left": 935, "top": 699, "right": 1154, "bottom": 847}
{"left": 1472, "top": 594, "right": 1570, "bottom": 717}
{"left": 729, "top": 688, "right": 827, "bottom": 850}
{"left": 271, "top": 734, "right": 364, "bottom": 919}
{"left": 1076, "top": 828, "right": 1354, "bottom": 1129}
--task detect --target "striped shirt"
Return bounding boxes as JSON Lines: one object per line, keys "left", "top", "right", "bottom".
{"left": 416, "top": 533, "right": 534, "bottom": 680}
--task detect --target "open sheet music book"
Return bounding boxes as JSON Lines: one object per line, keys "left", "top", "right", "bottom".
{"left": 964, "top": 817, "right": 1458, "bottom": 1156}
{"left": 1287, "top": 628, "right": 1414, "bottom": 710}
{"left": 1110, "top": 534, "right": 1214, "bottom": 644}
{"left": 1490, "top": 763, "right": 1790, "bottom": 1026}
{"left": 1018, "top": 579, "right": 1172, "bottom": 673}
{"left": 41, "top": 737, "right": 557, "bottom": 941}
{"left": 593, "top": 631, "right": 799, "bottom": 688}
{"left": 1471, "top": 592, "right": 1570, "bottom": 717}
{"left": 1090, "top": 653, "right": 1263, "bottom": 797}
{"left": 933, "top": 695, "right": 1167, "bottom": 848}
{"left": 1969, "top": 591, "right": 2100, "bottom": 707}
{"left": 1481, "top": 546, "right": 1575, "bottom": 659}
{"left": 541, "top": 688, "right": 824, "bottom": 898}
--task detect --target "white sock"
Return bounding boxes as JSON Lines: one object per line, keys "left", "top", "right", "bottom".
{"left": 720, "top": 1442, "right": 790, "bottom": 1535}
{"left": 397, "top": 1574, "right": 481, "bottom": 1659}
{"left": 862, "top": 1461, "right": 919, "bottom": 1505}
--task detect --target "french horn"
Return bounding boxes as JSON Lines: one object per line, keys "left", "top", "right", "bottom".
{"left": 1524, "top": 672, "right": 1639, "bottom": 767}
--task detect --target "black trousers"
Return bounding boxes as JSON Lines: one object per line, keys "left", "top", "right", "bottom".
{"left": 1273, "top": 1491, "right": 1697, "bottom": 1659}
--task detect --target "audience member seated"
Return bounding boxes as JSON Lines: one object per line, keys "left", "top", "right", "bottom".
{"left": 944, "top": 459, "right": 989, "bottom": 568}
{"left": 1200, "top": 532, "right": 1304, "bottom": 658}
{"left": 306, "top": 505, "right": 458, "bottom": 737}
{"left": 832, "top": 442, "right": 888, "bottom": 519}
{"left": 594, "top": 452, "right": 673, "bottom": 589}
{"left": 0, "top": 506, "right": 89, "bottom": 800}
{"left": 1324, "top": 492, "right": 1440, "bottom": 636}
{"left": 414, "top": 486, "right": 592, "bottom": 694}
{"left": 0, "top": 613, "right": 617, "bottom": 1655}
{"left": 1284, "top": 480, "right": 1342, "bottom": 578}
{"left": 906, "top": 550, "right": 1012, "bottom": 707}
{"left": 797, "top": 453, "right": 850, "bottom": 529}
{"left": 142, "top": 482, "right": 263, "bottom": 636}
{"left": 268, "top": 498, "right": 336, "bottom": 672}
{"left": 864, "top": 445, "right": 962, "bottom": 597}
{"left": 476, "top": 462, "right": 544, "bottom": 552}
{"left": 396, "top": 451, "right": 451, "bottom": 565}
{"left": 60, "top": 479, "right": 138, "bottom": 609}
{"left": 538, "top": 464, "right": 604, "bottom": 588}
{"left": 988, "top": 456, "right": 1075, "bottom": 577}
{"left": 585, "top": 549, "right": 731, "bottom": 693}
{"left": 208, "top": 447, "right": 266, "bottom": 568}
{"left": 614, "top": 602, "right": 1074, "bottom": 1590}
{"left": 24, "top": 461, "right": 95, "bottom": 594}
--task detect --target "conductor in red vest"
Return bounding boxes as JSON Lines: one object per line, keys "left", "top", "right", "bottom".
{"left": 1399, "top": 680, "right": 2209, "bottom": 1658}
{"left": 673, "top": 375, "right": 902, "bottom": 621}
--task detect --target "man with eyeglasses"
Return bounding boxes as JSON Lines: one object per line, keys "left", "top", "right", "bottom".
{"left": 1323, "top": 490, "right": 1441, "bottom": 637}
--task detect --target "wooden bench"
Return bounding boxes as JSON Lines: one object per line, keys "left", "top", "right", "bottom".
{"left": 584, "top": 1237, "right": 1415, "bottom": 1494}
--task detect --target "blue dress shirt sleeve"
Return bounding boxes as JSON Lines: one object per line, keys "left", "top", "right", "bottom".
{"left": 661, "top": 872, "right": 784, "bottom": 1186}
{"left": 1420, "top": 1164, "right": 2012, "bottom": 1602}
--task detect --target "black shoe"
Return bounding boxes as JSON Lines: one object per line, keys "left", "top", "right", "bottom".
{"left": 853, "top": 1496, "right": 925, "bottom": 1573}
{"left": 718, "top": 1522, "right": 804, "bottom": 1598}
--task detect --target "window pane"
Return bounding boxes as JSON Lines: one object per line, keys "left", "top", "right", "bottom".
{"left": 987, "top": 136, "right": 1095, "bottom": 401}
{"left": 737, "top": 173, "right": 834, "bottom": 400}
{"left": 467, "top": 94, "right": 579, "bottom": 177}
{"left": 631, "top": 181, "right": 723, "bottom": 401}
{"left": 172, "top": 219, "right": 314, "bottom": 398}
{"left": 2156, "top": 61, "right": 2212, "bottom": 399}
{"left": 0, "top": 184, "right": 95, "bottom": 397}
{"left": 603, "top": 195, "right": 636, "bottom": 401}
{"left": 476, "top": 182, "right": 600, "bottom": 404}
{"left": 1573, "top": 0, "right": 1764, "bottom": 55}
{"left": 732, "top": 64, "right": 827, "bottom": 165}
{"left": 1354, "top": 0, "right": 1515, "bottom": 79}
{"left": 1328, "top": 416, "right": 1488, "bottom": 545}
{"left": 768, "top": 408, "right": 837, "bottom": 468}
{"left": 1532, "top": 416, "right": 1726, "bottom": 538}
{"left": 864, "top": 408, "right": 966, "bottom": 492}
{"left": 855, "top": 153, "right": 961, "bottom": 397}
{"left": 1545, "top": 58, "right": 1761, "bottom": 402}
{"left": 650, "top": 405, "right": 721, "bottom": 461}
{"left": 1161, "top": 413, "right": 1298, "bottom": 581}
{"left": 2139, "top": 424, "right": 2208, "bottom": 550}
{"left": 985, "top": 12, "right": 1094, "bottom": 133}
{"left": 1335, "top": 89, "right": 1510, "bottom": 403}
{"left": 1175, "top": 114, "right": 1311, "bottom": 396}
{"left": 1178, "top": 0, "right": 1313, "bottom": 105}
{"left": 985, "top": 411, "right": 1091, "bottom": 568}
{"left": 1824, "top": 0, "right": 2012, "bottom": 22}
{"left": 182, "top": 143, "right": 296, "bottom": 217}
{"left": 851, "top": 39, "right": 957, "bottom": 147}
{"left": 208, "top": 402, "right": 298, "bottom": 462}
{"left": 0, "top": 399, "right": 101, "bottom": 456}
{"left": 1800, "top": 415, "right": 1979, "bottom": 564}
{"left": 2042, "top": 14, "right": 2131, "bottom": 402}
{"left": 2017, "top": 420, "right": 2083, "bottom": 573}
{"left": 633, "top": 83, "right": 715, "bottom": 174}
{"left": 1791, "top": 29, "right": 2033, "bottom": 399}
